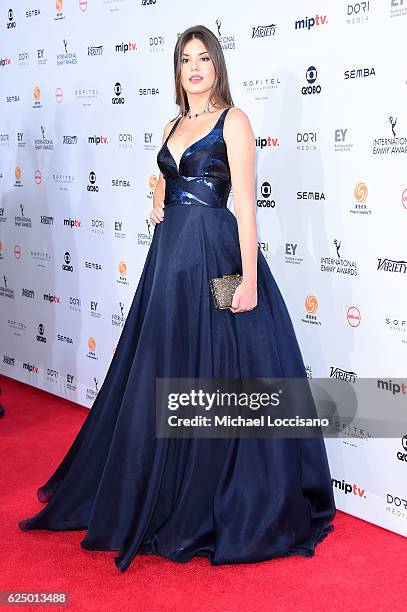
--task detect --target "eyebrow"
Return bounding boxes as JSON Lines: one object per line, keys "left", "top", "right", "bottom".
{"left": 181, "top": 52, "right": 209, "bottom": 56}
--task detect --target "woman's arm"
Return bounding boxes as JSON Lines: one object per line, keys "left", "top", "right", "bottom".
{"left": 223, "top": 107, "right": 258, "bottom": 313}
{"left": 151, "top": 119, "right": 176, "bottom": 225}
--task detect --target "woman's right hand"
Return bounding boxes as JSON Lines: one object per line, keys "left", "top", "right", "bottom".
{"left": 149, "top": 203, "right": 165, "bottom": 226}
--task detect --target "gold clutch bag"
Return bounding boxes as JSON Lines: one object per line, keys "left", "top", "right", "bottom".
{"left": 209, "top": 274, "right": 242, "bottom": 309}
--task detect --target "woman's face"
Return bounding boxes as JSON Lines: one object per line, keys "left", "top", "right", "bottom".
{"left": 180, "top": 37, "right": 216, "bottom": 97}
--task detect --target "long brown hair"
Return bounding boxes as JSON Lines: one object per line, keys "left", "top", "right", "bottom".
{"left": 171, "top": 25, "right": 234, "bottom": 121}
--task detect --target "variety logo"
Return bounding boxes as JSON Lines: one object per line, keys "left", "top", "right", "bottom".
{"left": 377, "top": 257, "right": 407, "bottom": 274}
{"left": 330, "top": 367, "right": 357, "bottom": 383}
{"left": 252, "top": 24, "right": 277, "bottom": 37}
{"left": 88, "top": 45, "right": 104, "bottom": 56}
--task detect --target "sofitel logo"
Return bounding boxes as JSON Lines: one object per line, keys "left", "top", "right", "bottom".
{"left": 377, "top": 258, "right": 407, "bottom": 273}
{"left": 257, "top": 182, "right": 276, "bottom": 208}
{"left": 252, "top": 24, "right": 277, "bottom": 37}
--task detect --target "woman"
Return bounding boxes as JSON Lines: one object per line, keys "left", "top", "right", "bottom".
{"left": 18, "top": 25, "right": 335, "bottom": 572}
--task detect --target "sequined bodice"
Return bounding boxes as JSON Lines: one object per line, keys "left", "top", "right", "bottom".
{"left": 156, "top": 107, "right": 231, "bottom": 209}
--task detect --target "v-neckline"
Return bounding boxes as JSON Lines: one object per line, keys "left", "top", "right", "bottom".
{"left": 165, "top": 108, "right": 229, "bottom": 174}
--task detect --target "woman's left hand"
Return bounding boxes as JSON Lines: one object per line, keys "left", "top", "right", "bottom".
{"left": 229, "top": 281, "right": 257, "bottom": 314}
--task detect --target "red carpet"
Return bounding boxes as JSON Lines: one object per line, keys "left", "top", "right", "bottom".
{"left": 1, "top": 374, "right": 405, "bottom": 611}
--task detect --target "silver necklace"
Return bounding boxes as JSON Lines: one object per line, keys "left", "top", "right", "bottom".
{"left": 184, "top": 102, "right": 215, "bottom": 119}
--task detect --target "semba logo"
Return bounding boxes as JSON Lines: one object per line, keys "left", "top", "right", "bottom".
{"left": 331, "top": 477, "right": 366, "bottom": 499}
{"left": 396, "top": 435, "right": 407, "bottom": 463}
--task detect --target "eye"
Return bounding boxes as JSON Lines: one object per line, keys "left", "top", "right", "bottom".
{"left": 202, "top": 56, "right": 210, "bottom": 61}
{"left": 181, "top": 57, "right": 188, "bottom": 63}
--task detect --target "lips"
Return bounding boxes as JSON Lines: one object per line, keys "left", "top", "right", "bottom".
{"left": 190, "top": 76, "right": 203, "bottom": 83}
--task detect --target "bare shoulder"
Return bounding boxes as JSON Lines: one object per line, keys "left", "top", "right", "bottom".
{"left": 224, "top": 107, "right": 255, "bottom": 144}
{"left": 162, "top": 116, "right": 180, "bottom": 141}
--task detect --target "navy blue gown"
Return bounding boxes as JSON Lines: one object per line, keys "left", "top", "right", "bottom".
{"left": 18, "top": 107, "right": 335, "bottom": 572}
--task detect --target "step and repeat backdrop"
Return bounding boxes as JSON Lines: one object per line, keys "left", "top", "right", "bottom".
{"left": 0, "top": 2, "right": 406, "bottom": 536}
